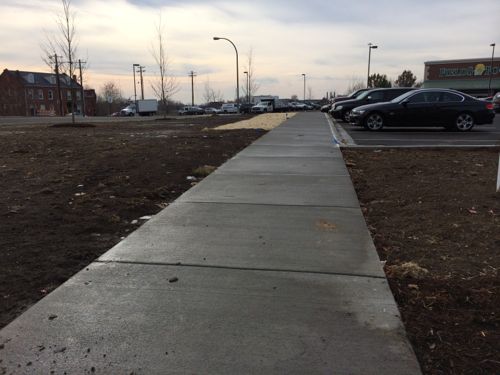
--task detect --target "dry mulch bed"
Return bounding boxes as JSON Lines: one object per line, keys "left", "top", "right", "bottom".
{"left": 344, "top": 148, "right": 500, "bottom": 375}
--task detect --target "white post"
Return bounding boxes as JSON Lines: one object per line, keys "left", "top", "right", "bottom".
{"left": 497, "top": 154, "right": 500, "bottom": 192}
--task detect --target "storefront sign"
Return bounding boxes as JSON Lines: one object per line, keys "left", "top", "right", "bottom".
{"left": 425, "top": 60, "right": 500, "bottom": 81}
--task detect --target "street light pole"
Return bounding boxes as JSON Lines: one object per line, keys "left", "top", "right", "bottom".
{"left": 488, "top": 43, "right": 496, "bottom": 96}
{"left": 367, "top": 43, "right": 378, "bottom": 88}
{"left": 133, "top": 63, "right": 139, "bottom": 114}
{"left": 213, "top": 37, "right": 239, "bottom": 105}
{"left": 243, "top": 71, "right": 249, "bottom": 103}
{"left": 302, "top": 73, "right": 306, "bottom": 101}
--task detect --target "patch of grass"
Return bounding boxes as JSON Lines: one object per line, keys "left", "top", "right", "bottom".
{"left": 193, "top": 165, "right": 216, "bottom": 177}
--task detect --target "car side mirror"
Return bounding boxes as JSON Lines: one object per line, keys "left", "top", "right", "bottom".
{"left": 366, "top": 96, "right": 372, "bottom": 101}
{"left": 401, "top": 99, "right": 409, "bottom": 106}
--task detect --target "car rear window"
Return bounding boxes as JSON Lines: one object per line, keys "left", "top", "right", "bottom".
{"left": 440, "top": 92, "right": 464, "bottom": 102}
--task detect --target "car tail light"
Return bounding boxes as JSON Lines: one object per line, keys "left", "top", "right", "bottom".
{"left": 485, "top": 103, "right": 494, "bottom": 110}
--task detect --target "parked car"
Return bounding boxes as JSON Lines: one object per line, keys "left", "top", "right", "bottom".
{"left": 178, "top": 106, "right": 205, "bottom": 115}
{"left": 239, "top": 103, "right": 253, "bottom": 114}
{"left": 221, "top": 103, "right": 239, "bottom": 114}
{"left": 330, "top": 87, "right": 415, "bottom": 122}
{"left": 322, "top": 89, "right": 370, "bottom": 113}
{"left": 204, "top": 107, "right": 221, "bottom": 114}
{"left": 349, "top": 89, "right": 495, "bottom": 131}
{"left": 493, "top": 92, "right": 500, "bottom": 113}
{"left": 289, "top": 102, "right": 311, "bottom": 111}
{"left": 320, "top": 103, "right": 332, "bottom": 112}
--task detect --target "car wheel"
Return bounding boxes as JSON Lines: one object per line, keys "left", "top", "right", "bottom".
{"left": 454, "top": 113, "right": 474, "bottom": 131}
{"left": 342, "top": 110, "right": 351, "bottom": 122}
{"left": 364, "top": 112, "right": 384, "bottom": 131}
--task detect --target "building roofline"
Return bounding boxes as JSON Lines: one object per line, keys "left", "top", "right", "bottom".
{"left": 425, "top": 57, "right": 500, "bottom": 65}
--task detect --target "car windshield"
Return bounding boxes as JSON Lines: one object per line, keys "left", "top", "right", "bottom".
{"left": 391, "top": 90, "right": 416, "bottom": 103}
{"left": 349, "top": 89, "right": 366, "bottom": 98}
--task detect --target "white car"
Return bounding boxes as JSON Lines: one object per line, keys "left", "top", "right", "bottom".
{"left": 221, "top": 103, "right": 239, "bottom": 113}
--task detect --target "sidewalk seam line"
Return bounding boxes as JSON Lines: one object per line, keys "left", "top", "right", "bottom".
{"left": 95, "top": 260, "right": 387, "bottom": 280}
{"left": 177, "top": 200, "right": 360, "bottom": 209}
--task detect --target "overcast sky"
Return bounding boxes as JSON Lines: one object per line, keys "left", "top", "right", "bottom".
{"left": 1, "top": 0, "right": 499, "bottom": 103}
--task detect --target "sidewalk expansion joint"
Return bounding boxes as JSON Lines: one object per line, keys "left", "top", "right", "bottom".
{"left": 176, "top": 200, "right": 360, "bottom": 209}
{"left": 95, "top": 259, "right": 387, "bottom": 280}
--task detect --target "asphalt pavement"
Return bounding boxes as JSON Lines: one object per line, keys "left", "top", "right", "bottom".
{"left": 331, "top": 113, "right": 500, "bottom": 147}
{"left": 0, "top": 112, "right": 421, "bottom": 374}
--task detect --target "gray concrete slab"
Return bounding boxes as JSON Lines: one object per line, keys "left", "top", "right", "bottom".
{"left": 178, "top": 174, "right": 360, "bottom": 207}
{"left": 237, "top": 144, "right": 341, "bottom": 158}
{"left": 253, "top": 132, "right": 336, "bottom": 146}
{"left": 0, "top": 262, "right": 420, "bottom": 374}
{"left": 100, "top": 202, "right": 385, "bottom": 278}
{"left": 216, "top": 156, "right": 349, "bottom": 176}
{"left": 269, "top": 126, "right": 333, "bottom": 135}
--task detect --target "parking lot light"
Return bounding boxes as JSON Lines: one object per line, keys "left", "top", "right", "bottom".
{"left": 367, "top": 43, "right": 378, "bottom": 88}
{"left": 489, "top": 43, "right": 496, "bottom": 96}
{"left": 213, "top": 36, "right": 239, "bottom": 105}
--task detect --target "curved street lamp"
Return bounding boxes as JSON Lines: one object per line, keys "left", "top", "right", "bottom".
{"left": 367, "top": 43, "right": 378, "bottom": 88}
{"left": 213, "top": 36, "right": 239, "bottom": 105}
{"left": 488, "top": 43, "right": 496, "bottom": 96}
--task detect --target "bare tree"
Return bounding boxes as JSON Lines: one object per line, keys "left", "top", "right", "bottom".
{"left": 307, "top": 86, "right": 313, "bottom": 100}
{"left": 100, "top": 81, "right": 123, "bottom": 102}
{"left": 96, "top": 81, "right": 126, "bottom": 115}
{"left": 40, "top": 0, "right": 79, "bottom": 122}
{"left": 203, "top": 77, "right": 224, "bottom": 104}
{"left": 242, "top": 48, "right": 260, "bottom": 102}
{"left": 150, "top": 15, "right": 179, "bottom": 116}
{"left": 345, "top": 77, "right": 365, "bottom": 94}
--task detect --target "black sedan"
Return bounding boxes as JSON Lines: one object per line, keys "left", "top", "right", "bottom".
{"left": 350, "top": 89, "right": 495, "bottom": 131}
{"left": 329, "top": 87, "right": 415, "bottom": 122}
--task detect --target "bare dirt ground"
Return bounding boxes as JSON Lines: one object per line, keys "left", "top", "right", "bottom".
{"left": 0, "top": 114, "right": 270, "bottom": 330}
{"left": 344, "top": 148, "right": 500, "bottom": 375}
{"left": 1, "top": 114, "right": 499, "bottom": 374}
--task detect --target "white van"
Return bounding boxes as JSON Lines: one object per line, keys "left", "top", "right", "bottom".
{"left": 221, "top": 103, "right": 239, "bottom": 113}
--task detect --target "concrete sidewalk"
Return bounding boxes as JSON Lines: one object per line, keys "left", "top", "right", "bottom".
{"left": 0, "top": 112, "right": 421, "bottom": 374}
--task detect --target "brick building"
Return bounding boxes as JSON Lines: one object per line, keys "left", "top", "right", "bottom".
{"left": 0, "top": 69, "right": 96, "bottom": 116}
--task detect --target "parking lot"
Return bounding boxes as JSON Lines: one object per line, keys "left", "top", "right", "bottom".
{"left": 333, "top": 114, "right": 500, "bottom": 147}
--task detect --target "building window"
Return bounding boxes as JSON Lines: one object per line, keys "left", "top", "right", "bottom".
{"left": 76, "top": 91, "right": 81, "bottom": 100}
{"left": 28, "top": 89, "right": 33, "bottom": 99}
{"left": 38, "top": 89, "right": 44, "bottom": 100}
{"left": 66, "top": 91, "right": 72, "bottom": 100}
{"left": 48, "top": 90, "right": 54, "bottom": 100}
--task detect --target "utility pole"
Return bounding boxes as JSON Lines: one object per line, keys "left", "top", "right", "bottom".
{"left": 78, "top": 59, "right": 87, "bottom": 116}
{"left": 133, "top": 63, "right": 140, "bottom": 113}
{"left": 188, "top": 71, "right": 197, "bottom": 105}
{"left": 138, "top": 66, "right": 145, "bottom": 100}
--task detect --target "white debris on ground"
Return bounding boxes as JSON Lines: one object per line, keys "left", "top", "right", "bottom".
{"left": 212, "top": 112, "right": 297, "bottom": 131}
